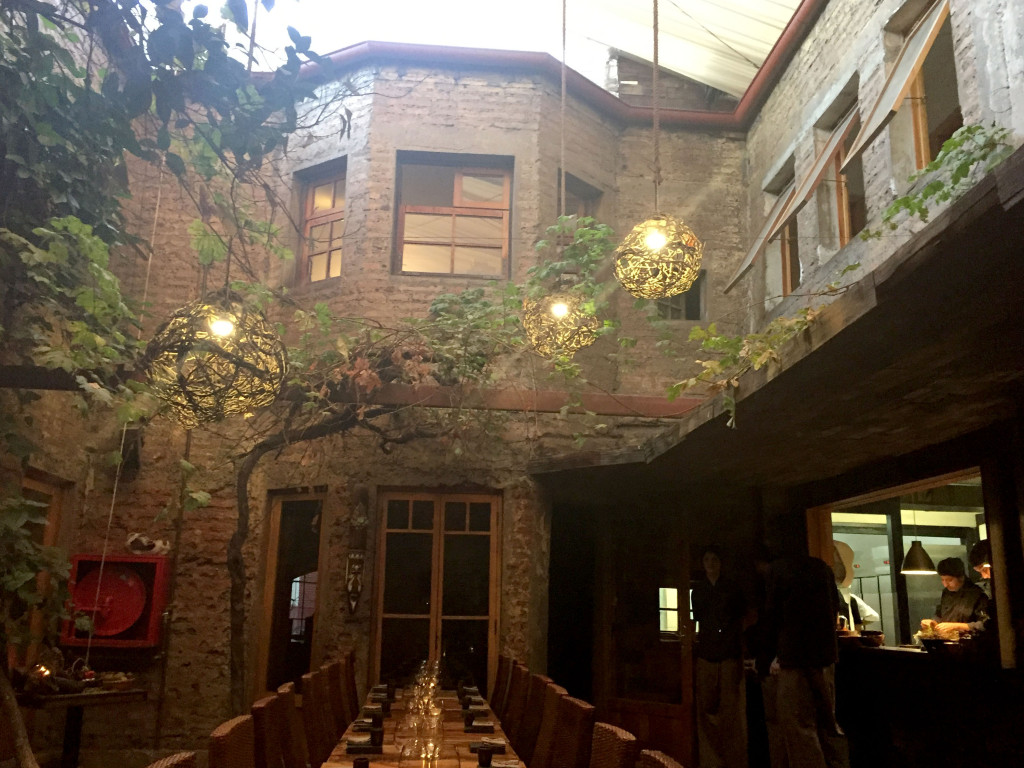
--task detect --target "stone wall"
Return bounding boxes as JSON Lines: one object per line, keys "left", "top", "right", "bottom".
{"left": 738, "top": 0, "right": 1024, "bottom": 329}
{"left": 12, "top": 51, "right": 747, "bottom": 765}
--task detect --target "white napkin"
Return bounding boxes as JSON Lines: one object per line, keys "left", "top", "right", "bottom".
{"left": 347, "top": 735, "right": 371, "bottom": 745}
{"left": 481, "top": 737, "right": 505, "bottom": 747}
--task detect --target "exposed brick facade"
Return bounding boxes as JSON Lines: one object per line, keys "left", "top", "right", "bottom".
{"left": 11, "top": 1, "right": 1024, "bottom": 765}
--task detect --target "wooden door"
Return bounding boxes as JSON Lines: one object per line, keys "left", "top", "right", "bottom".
{"left": 374, "top": 491, "right": 500, "bottom": 693}
{"left": 255, "top": 493, "right": 326, "bottom": 697}
{"left": 594, "top": 507, "right": 694, "bottom": 763}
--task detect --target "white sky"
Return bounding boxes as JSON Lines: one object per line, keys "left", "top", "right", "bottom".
{"left": 185, "top": 0, "right": 613, "bottom": 87}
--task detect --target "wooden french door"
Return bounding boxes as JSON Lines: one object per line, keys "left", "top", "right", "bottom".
{"left": 374, "top": 491, "right": 500, "bottom": 693}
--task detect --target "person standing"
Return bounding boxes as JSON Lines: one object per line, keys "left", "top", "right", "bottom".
{"left": 766, "top": 550, "right": 849, "bottom": 768}
{"left": 692, "top": 546, "right": 747, "bottom": 768}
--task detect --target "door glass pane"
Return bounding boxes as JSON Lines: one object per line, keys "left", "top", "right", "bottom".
{"left": 468, "top": 503, "right": 491, "bottom": 532}
{"left": 454, "top": 215, "right": 502, "bottom": 242}
{"left": 381, "top": 618, "right": 430, "bottom": 686}
{"left": 460, "top": 174, "right": 505, "bottom": 205}
{"left": 267, "top": 499, "right": 322, "bottom": 691}
{"left": 443, "top": 535, "right": 490, "bottom": 616}
{"left": 453, "top": 246, "right": 502, "bottom": 276}
{"left": 387, "top": 499, "right": 409, "bottom": 529}
{"left": 383, "top": 532, "right": 432, "bottom": 614}
{"left": 445, "top": 502, "right": 466, "bottom": 531}
{"left": 441, "top": 619, "right": 489, "bottom": 693}
{"left": 402, "top": 244, "right": 451, "bottom": 274}
{"left": 412, "top": 500, "right": 435, "bottom": 530}
{"left": 405, "top": 213, "right": 453, "bottom": 242}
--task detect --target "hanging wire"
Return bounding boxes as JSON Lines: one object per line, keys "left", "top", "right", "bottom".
{"left": 84, "top": 166, "right": 164, "bottom": 665}
{"left": 560, "top": 0, "right": 567, "bottom": 219}
{"left": 652, "top": 0, "right": 661, "bottom": 211}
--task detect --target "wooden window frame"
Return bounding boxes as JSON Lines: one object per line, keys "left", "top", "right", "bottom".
{"left": 397, "top": 165, "right": 511, "bottom": 278}
{"left": 302, "top": 171, "right": 346, "bottom": 283}
{"left": 780, "top": 218, "right": 800, "bottom": 297}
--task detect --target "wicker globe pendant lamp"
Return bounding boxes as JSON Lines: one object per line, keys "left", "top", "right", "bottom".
{"left": 523, "top": 0, "right": 600, "bottom": 358}
{"left": 614, "top": 0, "right": 704, "bottom": 300}
{"left": 145, "top": 288, "right": 288, "bottom": 429}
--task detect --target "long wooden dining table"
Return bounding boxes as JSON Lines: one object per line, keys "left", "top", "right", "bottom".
{"left": 324, "top": 690, "right": 522, "bottom": 768}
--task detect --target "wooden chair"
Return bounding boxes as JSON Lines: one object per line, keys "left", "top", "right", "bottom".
{"left": 208, "top": 715, "right": 255, "bottom": 768}
{"left": 490, "top": 654, "right": 512, "bottom": 720}
{"left": 277, "top": 682, "right": 311, "bottom": 768}
{"left": 251, "top": 694, "right": 286, "bottom": 768}
{"left": 143, "top": 753, "right": 198, "bottom": 768}
{"left": 525, "top": 682, "right": 567, "bottom": 768}
{"left": 513, "top": 673, "right": 552, "bottom": 763}
{"left": 343, "top": 649, "right": 361, "bottom": 726}
{"left": 546, "top": 694, "right": 595, "bottom": 768}
{"left": 636, "top": 749, "right": 686, "bottom": 768}
{"left": 500, "top": 662, "right": 531, "bottom": 746}
{"left": 300, "top": 671, "right": 332, "bottom": 768}
{"left": 323, "top": 660, "right": 349, "bottom": 735}
{"left": 588, "top": 723, "right": 638, "bottom": 768}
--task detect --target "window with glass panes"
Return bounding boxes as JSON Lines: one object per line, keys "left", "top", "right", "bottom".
{"left": 397, "top": 162, "right": 510, "bottom": 277}
{"left": 303, "top": 173, "right": 345, "bottom": 282}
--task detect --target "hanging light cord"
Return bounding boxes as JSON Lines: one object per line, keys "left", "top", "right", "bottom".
{"left": 560, "top": 0, "right": 567, "bottom": 219}
{"left": 83, "top": 166, "right": 163, "bottom": 666}
{"left": 652, "top": 0, "right": 662, "bottom": 212}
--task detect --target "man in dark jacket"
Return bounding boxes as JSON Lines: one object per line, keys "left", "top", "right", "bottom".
{"left": 692, "top": 546, "right": 747, "bottom": 768}
{"left": 766, "top": 552, "right": 849, "bottom": 768}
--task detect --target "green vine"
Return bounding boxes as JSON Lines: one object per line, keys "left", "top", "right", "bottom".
{"left": 863, "top": 123, "right": 1013, "bottom": 237}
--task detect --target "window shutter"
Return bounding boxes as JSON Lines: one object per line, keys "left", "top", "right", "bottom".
{"left": 726, "top": 180, "right": 796, "bottom": 291}
{"left": 841, "top": 0, "right": 950, "bottom": 169}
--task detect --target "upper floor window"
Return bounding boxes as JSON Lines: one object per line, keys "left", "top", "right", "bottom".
{"left": 302, "top": 168, "right": 346, "bottom": 283}
{"left": 558, "top": 172, "right": 602, "bottom": 219}
{"left": 817, "top": 86, "right": 867, "bottom": 250}
{"left": 841, "top": 1, "right": 959, "bottom": 189}
{"left": 656, "top": 270, "right": 705, "bottom": 320}
{"left": 765, "top": 215, "right": 800, "bottom": 300}
{"left": 396, "top": 154, "right": 512, "bottom": 278}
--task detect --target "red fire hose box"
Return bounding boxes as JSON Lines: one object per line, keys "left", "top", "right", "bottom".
{"left": 60, "top": 554, "right": 169, "bottom": 648}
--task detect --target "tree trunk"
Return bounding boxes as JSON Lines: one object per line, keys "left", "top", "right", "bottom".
{"left": 0, "top": 670, "right": 41, "bottom": 768}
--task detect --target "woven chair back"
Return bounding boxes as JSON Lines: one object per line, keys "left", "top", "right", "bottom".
{"left": 276, "top": 682, "right": 311, "bottom": 768}
{"left": 526, "top": 682, "right": 568, "bottom": 768}
{"left": 637, "top": 748, "right": 687, "bottom": 768}
{"left": 301, "top": 671, "right": 332, "bottom": 767}
{"left": 208, "top": 715, "right": 255, "bottom": 768}
{"left": 251, "top": 694, "right": 286, "bottom": 768}
{"left": 500, "top": 663, "right": 531, "bottom": 744}
{"left": 491, "top": 654, "right": 512, "bottom": 720}
{"left": 143, "top": 752, "right": 198, "bottom": 768}
{"left": 514, "top": 673, "right": 552, "bottom": 763}
{"left": 343, "top": 650, "right": 361, "bottom": 725}
{"left": 323, "top": 661, "right": 348, "bottom": 734}
{"left": 548, "top": 695, "right": 596, "bottom": 768}
{"left": 588, "top": 722, "right": 639, "bottom": 768}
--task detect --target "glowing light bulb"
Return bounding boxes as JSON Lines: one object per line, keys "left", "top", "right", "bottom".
{"left": 644, "top": 228, "right": 668, "bottom": 252}
{"left": 209, "top": 317, "right": 235, "bottom": 337}
{"left": 550, "top": 302, "right": 570, "bottom": 318}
